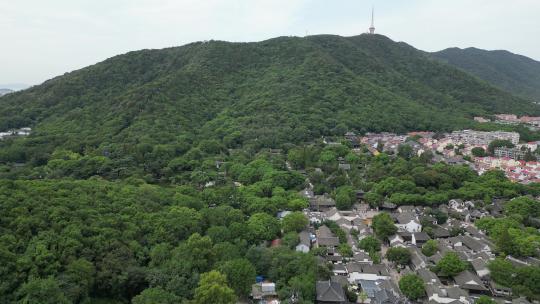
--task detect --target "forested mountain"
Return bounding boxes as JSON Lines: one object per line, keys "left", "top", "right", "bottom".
{"left": 432, "top": 47, "right": 540, "bottom": 102}
{"left": 2, "top": 34, "right": 540, "bottom": 303}
{"left": 0, "top": 34, "right": 538, "bottom": 178}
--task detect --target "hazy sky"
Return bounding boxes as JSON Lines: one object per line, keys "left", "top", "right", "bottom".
{"left": 1, "top": 0, "right": 539, "bottom": 87}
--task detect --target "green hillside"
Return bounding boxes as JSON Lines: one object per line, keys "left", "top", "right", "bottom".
{"left": 432, "top": 47, "right": 540, "bottom": 102}
{"left": 2, "top": 34, "right": 540, "bottom": 303}
{"left": 0, "top": 34, "right": 537, "bottom": 179}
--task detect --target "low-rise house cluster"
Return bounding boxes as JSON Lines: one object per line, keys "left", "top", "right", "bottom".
{"left": 495, "top": 113, "right": 540, "bottom": 127}
{"left": 360, "top": 132, "right": 408, "bottom": 154}
{"left": 299, "top": 174, "right": 535, "bottom": 303}
{"left": 475, "top": 157, "right": 540, "bottom": 184}
{"left": 494, "top": 147, "right": 526, "bottom": 160}
{"left": 450, "top": 130, "right": 520, "bottom": 146}
{"left": 356, "top": 130, "right": 537, "bottom": 175}
{"left": 0, "top": 127, "right": 31, "bottom": 140}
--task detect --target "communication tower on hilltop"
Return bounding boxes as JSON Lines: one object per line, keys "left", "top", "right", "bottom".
{"left": 369, "top": 7, "right": 375, "bottom": 34}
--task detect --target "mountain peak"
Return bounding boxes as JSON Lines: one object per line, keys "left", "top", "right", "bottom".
{"left": 432, "top": 47, "right": 540, "bottom": 101}
{"left": 0, "top": 35, "right": 537, "bottom": 165}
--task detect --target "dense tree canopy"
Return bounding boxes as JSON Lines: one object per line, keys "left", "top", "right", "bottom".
{"left": 386, "top": 247, "right": 411, "bottom": 266}
{"left": 1, "top": 40, "right": 540, "bottom": 302}
{"left": 193, "top": 271, "right": 237, "bottom": 304}
{"left": 421, "top": 240, "right": 439, "bottom": 257}
{"left": 399, "top": 274, "right": 425, "bottom": 300}
{"left": 436, "top": 252, "right": 468, "bottom": 277}
{"left": 372, "top": 213, "right": 397, "bottom": 240}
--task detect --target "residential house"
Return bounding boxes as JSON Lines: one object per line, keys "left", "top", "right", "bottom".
{"left": 398, "top": 205, "right": 416, "bottom": 213}
{"left": 371, "top": 280, "right": 402, "bottom": 304}
{"left": 412, "top": 232, "right": 430, "bottom": 246}
{"left": 388, "top": 234, "right": 405, "bottom": 247}
{"left": 471, "top": 258, "right": 490, "bottom": 281}
{"left": 347, "top": 263, "right": 390, "bottom": 284}
{"left": 448, "top": 199, "right": 474, "bottom": 213}
{"left": 461, "top": 235, "right": 492, "bottom": 255}
{"left": 316, "top": 281, "right": 346, "bottom": 304}
{"left": 299, "top": 187, "right": 315, "bottom": 200}
{"left": 330, "top": 275, "right": 349, "bottom": 288}
{"left": 427, "top": 252, "right": 444, "bottom": 266}
{"left": 296, "top": 230, "right": 311, "bottom": 253}
{"left": 353, "top": 251, "right": 373, "bottom": 265}
{"left": 417, "top": 268, "right": 441, "bottom": 285}
{"left": 409, "top": 247, "right": 428, "bottom": 270}
{"left": 380, "top": 201, "right": 397, "bottom": 211}
{"left": 311, "top": 194, "right": 336, "bottom": 211}
{"left": 395, "top": 213, "right": 422, "bottom": 233}
{"left": 433, "top": 227, "right": 451, "bottom": 239}
{"left": 453, "top": 270, "right": 488, "bottom": 294}
{"left": 425, "top": 284, "right": 471, "bottom": 304}
{"left": 490, "top": 281, "right": 512, "bottom": 297}
{"left": 251, "top": 282, "right": 279, "bottom": 303}
{"left": 332, "top": 264, "right": 348, "bottom": 277}
{"left": 316, "top": 226, "right": 340, "bottom": 249}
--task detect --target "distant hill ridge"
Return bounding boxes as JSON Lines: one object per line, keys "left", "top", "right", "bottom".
{"left": 0, "top": 34, "right": 538, "bottom": 164}
{"left": 432, "top": 47, "right": 540, "bottom": 102}
{"left": 0, "top": 89, "right": 14, "bottom": 96}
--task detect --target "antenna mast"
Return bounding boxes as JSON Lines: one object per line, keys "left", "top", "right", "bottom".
{"left": 369, "top": 6, "right": 375, "bottom": 34}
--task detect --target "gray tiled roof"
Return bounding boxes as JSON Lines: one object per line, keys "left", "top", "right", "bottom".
{"left": 316, "top": 280, "right": 346, "bottom": 302}
{"left": 417, "top": 268, "right": 441, "bottom": 285}
{"left": 298, "top": 230, "right": 310, "bottom": 246}
{"left": 396, "top": 212, "right": 417, "bottom": 224}
{"left": 454, "top": 270, "right": 487, "bottom": 291}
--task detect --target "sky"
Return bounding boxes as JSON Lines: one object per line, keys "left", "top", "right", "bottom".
{"left": 1, "top": 0, "right": 539, "bottom": 88}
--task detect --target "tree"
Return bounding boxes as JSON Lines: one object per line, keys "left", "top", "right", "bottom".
{"left": 288, "top": 198, "right": 308, "bottom": 211}
{"left": 487, "top": 258, "right": 515, "bottom": 288}
{"left": 281, "top": 232, "right": 299, "bottom": 249}
{"left": 132, "top": 288, "right": 179, "bottom": 304}
{"left": 504, "top": 196, "right": 540, "bottom": 218}
{"left": 358, "top": 236, "right": 381, "bottom": 253}
{"left": 16, "top": 277, "right": 70, "bottom": 304}
{"left": 372, "top": 213, "right": 397, "bottom": 240}
{"left": 338, "top": 244, "right": 353, "bottom": 257}
{"left": 287, "top": 148, "right": 306, "bottom": 169}
{"left": 359, "top": 291, "right": 368, "bottom": 303}
{"left": 345, "top": 288, "right": 357, "bottom": 303}
{"left": 335, "top": 186, "right": 355, "bottom": 210}
{"left": 193, "top": 271, "right": 237, "bottom": 304}
{"left": 399, "top": 274, "right": 425, "bottom": 300}
{"left": 421, "top": 240, "right": 438, "bottom": 257}
{"left": 364, "top": 192, "right": 383, "bottom": 207}
{"left": 471, "top": 147, "right": 486, "bottom": 157}
{"left": 219, "top": 259, "right": 257, "bottom": 297}
{"left": 432, "top": 209, "right": 448, "bottom": 224}
{"left": 397, "top": 144, "right": 414, "bottom": 160}
{"left": 419, "top": 150, "right": 434, "bottom": 163}
{"left": 436, "top": 252, "right": 467, "bottom": 277}
{"left": 247, "top": 213, "right": 281, "bottom": 243}
{"left": 524, "top": 150, "right": 537, "bottom": 162}
{"left": 369, "top": 251, "right": 381, "bottom": 264}
{"left": 475, "top": 296, "right": 496, "bottom": 304}
{"left": 282, "top": 212, "right": 308, "bottom": 233}
{"left": 495, "top": 228, "right": 516, "bottom": 256}
{"left": 488, "top": 139, "right": 514, "bottom": 155}
{"left": 60, "top": 258, "right": 95, "bottom": 303}
{"left": 386, "top": 247, "right": 411, "bottom": 266}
